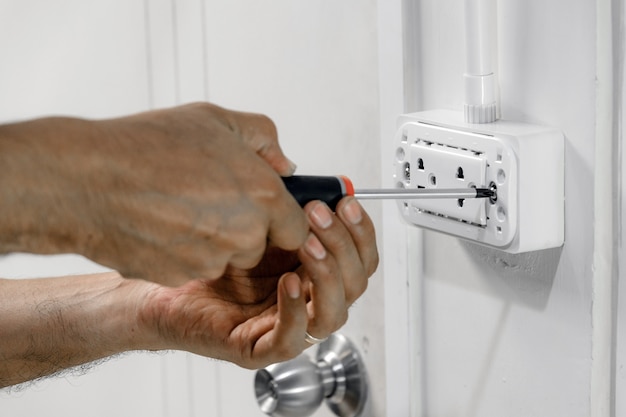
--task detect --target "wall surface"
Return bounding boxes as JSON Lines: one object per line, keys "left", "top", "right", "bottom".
{"left": 617, "top": 0, "right": 626, "bottom": 413}
{"left": 0, "top": 1, "right": 384, "bottom": 416}
{"left": 398, "top": 0, "right": 622, "bottom": 416}
{"left": 4, "top": 1, "right": 624, "bottom": 416}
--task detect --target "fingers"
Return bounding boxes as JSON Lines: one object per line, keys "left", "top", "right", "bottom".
{"left": 251, "top": 273, "right": 308, "bottom": 366}
{"left": 265, "top": 184, "right": 310, "bottom": 252}
{"left": 335, "top": 197, "right": 380, "bottom": 278}
{"left": 298, "top": 197, "right": 378, "bottom": 339}
{"left": 228, "top": 110, "right": 297, "bottom": 177}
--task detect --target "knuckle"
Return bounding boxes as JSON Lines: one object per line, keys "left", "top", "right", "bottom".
{"left": 238, "top": 361, "right": 258, "bottom": 371}
{"left": 346, "top": 275, "right": 369, "bottom": 303}
{"left": 247, "top": 175, "right": 282, "bottom": 207}
{"left": 200, "top": 251, "right": 230, "bottom": 279}
{"left": 185, "top": 101, "right": 216, "bottom": 117}
{"left": 263, "top": 178, "right": 284, "bottom": 201}
{"left": 311, "top": 259, "right": 334, "bottom": 278}
{"left": 324, "top": 313, "right": 348, "bottom": 334}
{"left": 254, "top": 114, "right": 278, "bottom": 139}
{"left": 203, "top": 264, "right": 228, "bottom": 280}
{"left": 314, "top": 228, "right": 352, "bottom": 256}
{"left": 335, "top": 310, "right": 349, "bottom": 330}
{"left": 314, "top": 310, "right": 348, "bottom": 334}
{"left": 237, "top": 223, "right": 268, "bottom": 250}
{"left": 238, "top": 354, "right": 269, "bottom": 370}
{"left": 367, "top": 250, "right": 380, "bottom": 276}
{"left": 236, "top": 113, "right": 278, "bottom": 145}
{"left": 271, "top": 342, "right": 301, "bottom": 363}
{"left": 227, "top": 234, "right": 267, "bottom": 269}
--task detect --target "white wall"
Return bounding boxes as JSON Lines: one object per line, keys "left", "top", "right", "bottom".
{"left": 6, "top": 2, "right": 621, "bottom": 416}
{"left": 619, "top": 141, "right": 626, "bottom": 413}
{"left": 0, "top": 1, "right": 384, "bottom": 416}
{"left": 388, "top": 0, "right": 623, "bottom": 416}
{"left": 616, "top": 0, "right": 626, "bottom": 414}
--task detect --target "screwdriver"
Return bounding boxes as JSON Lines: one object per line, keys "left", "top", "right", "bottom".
{"left": 283, "top": 175, "right": 496, "bottom": 211}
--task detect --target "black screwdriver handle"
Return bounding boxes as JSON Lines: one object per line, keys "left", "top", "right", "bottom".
{"left": 282, "top": 175, "right": 354, "bottom": 211}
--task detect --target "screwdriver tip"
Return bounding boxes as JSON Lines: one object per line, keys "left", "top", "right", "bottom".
{"left": 475, "top": 188, "right": 494, "bottom": 198}
{"left": 475, "top": 184, "right": 497, "bottom": 202}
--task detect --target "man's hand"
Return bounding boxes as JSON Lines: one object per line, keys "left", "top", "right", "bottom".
{"left": 0, "top": 103, "right": 308, "bottom": 285}
{"left": 139, "top": 197, "right": 378, "bottom": 368}
{"left": 0, "top": 197, "right": 378, "bottom": 387}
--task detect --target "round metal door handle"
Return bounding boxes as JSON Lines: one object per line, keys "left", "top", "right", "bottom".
{"left": 254, "top": 333, "right": 368, "bottom": 417}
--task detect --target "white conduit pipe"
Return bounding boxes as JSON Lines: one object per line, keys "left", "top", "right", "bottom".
{"left": 591, "top": 0, "right": 617, "bottom": 415}
{"left": 464, "top": 0, "right": 500, "bottom": 123}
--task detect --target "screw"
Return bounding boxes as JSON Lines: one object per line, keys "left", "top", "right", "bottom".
{"left": 489, "top": 181, "right": 498, "bottom": 204}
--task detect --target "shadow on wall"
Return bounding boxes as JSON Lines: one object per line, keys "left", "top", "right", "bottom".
{"left": 455, "top": 133, "right": 579, "bottom": 311}
{"left": 460, "top": 242, "right": 562, "bottom": 311}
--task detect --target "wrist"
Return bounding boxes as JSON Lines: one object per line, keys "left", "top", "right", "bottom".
{"left": 133, "top": 282, "right": 180, "bottom": 352}
{"left": 102, "top": 274, "right": 166, "bottom": 353}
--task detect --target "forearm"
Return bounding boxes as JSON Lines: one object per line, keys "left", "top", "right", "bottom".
{"left": 0, "top": 272, "right": 157, "bottom": 388}
{"left": 0, "top": 117, "right": 101, "bottom": 255}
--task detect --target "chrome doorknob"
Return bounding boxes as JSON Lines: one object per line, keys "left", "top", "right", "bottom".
{"left": 254, "top": 333, "right": 368, "bottom": 417}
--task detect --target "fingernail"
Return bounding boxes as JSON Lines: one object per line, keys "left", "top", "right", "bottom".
{"left": 305, "top": 233, "right": 326, "bottom": 260}
{"left": 286, "top": 159, "right": 298, "bottom": 176}
{"left": 284, "top": 274, "right": 301, "bottom": 299}
{"left": 343, "top": 199, "right": 363, "bottom": 224}
{"left": 310, "top": 202, "right": 333, "bottom": 229}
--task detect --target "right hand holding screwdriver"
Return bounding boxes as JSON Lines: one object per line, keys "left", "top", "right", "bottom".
{"left": 0, "top": 102, "right": 308, "bottom": 285}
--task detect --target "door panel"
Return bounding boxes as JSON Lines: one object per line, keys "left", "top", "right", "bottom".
{"left": 0, "top": 1, "right": 385, "bottom": 416}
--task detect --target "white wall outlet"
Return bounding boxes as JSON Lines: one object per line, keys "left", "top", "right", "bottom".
{"left": 393, "top": 109, "right": 564, "bottom": 253}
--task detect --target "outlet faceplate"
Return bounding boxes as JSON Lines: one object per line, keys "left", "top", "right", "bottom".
{"left": 394, "top": 110, "right": 564, "bottom": 253}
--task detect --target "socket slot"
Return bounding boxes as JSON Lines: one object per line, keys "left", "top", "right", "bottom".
{"left": 409, "top": 140, "right": 488, "bottom": 226}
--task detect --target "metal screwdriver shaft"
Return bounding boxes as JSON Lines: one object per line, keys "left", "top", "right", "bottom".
{"left": 354, "top": 187, "right": 495, "bottom": 200}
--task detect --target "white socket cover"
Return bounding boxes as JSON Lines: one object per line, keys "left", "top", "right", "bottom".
{"left": 394, "top": 109, "right": 564, "bottom": 254}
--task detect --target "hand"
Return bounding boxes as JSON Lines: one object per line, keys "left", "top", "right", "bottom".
{"left": 140, "top": 197, "right": 378, "bottom": 368}
{"left": 0, "top": 103, "right": 308, "bottom": 285}
{"left": 0, "top": 198, "right": 377, "bottom": 387}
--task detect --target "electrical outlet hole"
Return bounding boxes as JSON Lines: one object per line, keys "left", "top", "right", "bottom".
{"left": 496, "top": 206, "right": 506, "bottom": 221}
{"left": 496, "top": 226, "right": 502, "bottom": 234}
{"left": 497, "top": 169, "right": 506, "bottom": 184}
{"left": 458, "top": 198, "right": 465, "bottom": 208}
{"left": 417, "top": 158, "right": 425, "bottom": 170}
{"left": 429, "top": 174, "right": 437, "bottom": 186}
{"left": 456, "top": 167, "right": 464, "bottom": 179}
{"left": 396, "top": 147, "right": 406, "bottom": 162}
{"left": 403, "top": 162, "right": 410, "bottom": 180}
